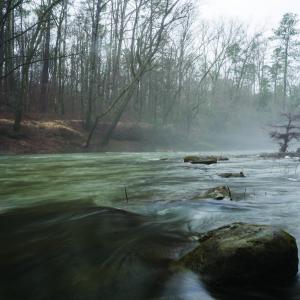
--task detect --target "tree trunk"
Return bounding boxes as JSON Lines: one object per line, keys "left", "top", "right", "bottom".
{"left": 86, "top": 0, "right": 103, "bottom": 129}
{"left": 40, "top": 17, "right": 51, "bottom": 113}
{"left": 14, "top": 66, "right": 29, "bottom": 131}
{"left": 100, "top": 85, "right": 136, "bottom": 148}
{"left": 283, "top": 38, "right": 289, "bottom": 110}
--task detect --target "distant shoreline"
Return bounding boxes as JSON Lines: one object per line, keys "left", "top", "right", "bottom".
{"left": 0, "top": 118, "right": 283, "bottom": 156}
{"left": 0, "top": 117, "right": 200, "bottom": 155}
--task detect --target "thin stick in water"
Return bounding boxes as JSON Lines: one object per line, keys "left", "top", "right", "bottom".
{"left": 226, "top": 185, "right": 233, "bottom": 201}
{"left": 125, "top": 187, "right": 129, "bottom": 203}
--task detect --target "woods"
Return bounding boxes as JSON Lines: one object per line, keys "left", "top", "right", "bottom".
{"left": 3, "top": 2, "right": 300, "bottom": 300}
{"left": 1, "top": 1, "right": 300, "bottom": 150}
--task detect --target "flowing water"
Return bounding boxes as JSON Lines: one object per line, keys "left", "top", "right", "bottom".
{"left": 1, "top": 152, "right": 300, "bottom": 299}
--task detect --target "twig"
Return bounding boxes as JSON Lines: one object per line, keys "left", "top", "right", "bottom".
{"left": 226, "top": 185, "right": 233, "bottom": 201}
{"left": 125, "top": 187, "right": 129, "bottom": 203}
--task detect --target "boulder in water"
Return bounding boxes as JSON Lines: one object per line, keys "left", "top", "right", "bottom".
{"left": 184, "top": 156, "right": 201, "bottom": 163}
{"left": 183, "top": 156, "right": 217, "bottom": 165}
{"left": 200, "top": 186, "right": 232, "bottom": 200}
{"left": 184, "top": 155, "right": 228, "bottom": 164}
{"left": 218, "top": 172, "right": 245, "bottom": 178}
{"left": 178, "top": 223, "right": 298, "bottom": 285}
{"left": 190, "top": 159, "right": 217, "bottom": 165}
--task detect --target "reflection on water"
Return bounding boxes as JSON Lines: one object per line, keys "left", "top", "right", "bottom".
{"left": 1, "top": 152, "right": 300, "bottom": 299}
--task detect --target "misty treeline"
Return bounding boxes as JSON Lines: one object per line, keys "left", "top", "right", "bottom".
{"left": 1, "top": 0, "right": 300, "bottom": 147}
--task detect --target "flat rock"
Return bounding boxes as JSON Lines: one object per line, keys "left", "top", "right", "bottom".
{"left": 178, "top": 223, "right": 298, "bottom": 286}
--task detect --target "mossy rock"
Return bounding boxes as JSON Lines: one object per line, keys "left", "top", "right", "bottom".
{"left": 178, "top": 223, "right": 298, "bottom": 286}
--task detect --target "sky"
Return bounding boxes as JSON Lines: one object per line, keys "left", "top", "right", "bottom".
{"left": 198, "top": 0, "right": 300, "bottom": 31}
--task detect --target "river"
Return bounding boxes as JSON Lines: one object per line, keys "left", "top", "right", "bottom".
{"left": 1, "top": 152, "right": 300, "bottom": 299}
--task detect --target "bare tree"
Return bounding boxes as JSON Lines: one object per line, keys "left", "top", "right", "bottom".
{"left": 270, "top": 112, "right": 300, "bottom": 153}
{"left": 13, "top": 0, "right": 63, "bottom": 131}
{"left": 85, "top": 0, "right": 108, "bottom": 129}
{"left": 85, "top": 0, "right": 192, "bottom": 148}
{"left": 39, "top": 0, "right": 52, "bottom": 113}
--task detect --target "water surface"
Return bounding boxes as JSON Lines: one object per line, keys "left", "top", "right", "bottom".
{"left": 1, "top": 152, "right": 300, "bottom": 299}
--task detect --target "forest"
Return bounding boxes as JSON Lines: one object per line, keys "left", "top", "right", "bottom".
{"left": 2, "top": 2, "right": 300, "bottom": 300}
{"left": 1, "top": 0, "right": 300, "bottom": 152}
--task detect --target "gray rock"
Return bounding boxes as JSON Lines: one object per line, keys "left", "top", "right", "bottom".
{"left": 178, "top": 223, "right": 298, "bottom": 285}
{"left": 201, "top": 186, "right": 232, "bottom": 200}
{"left": 218, "top": 171, "right": 245, "bottom": 178}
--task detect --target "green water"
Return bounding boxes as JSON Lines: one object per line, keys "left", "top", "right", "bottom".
{"left": 1, "top": 152, "right": 300, "bottom": 231}
{"left": 1, "top": 152, "right": 300, "bottom": 299}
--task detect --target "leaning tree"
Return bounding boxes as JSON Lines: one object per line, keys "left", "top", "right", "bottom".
{"left": 269, "top": 112, "right": 300, "bottom": 153}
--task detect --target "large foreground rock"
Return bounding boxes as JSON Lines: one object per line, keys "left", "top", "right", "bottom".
{"left": 178, "top": 223, "right": 298, "bottom": 285}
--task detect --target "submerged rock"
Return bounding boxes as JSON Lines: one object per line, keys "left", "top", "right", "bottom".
{"left": 0, "top": 200, "right": 193, "bottom": 300}
{"left": 218, "top": 171, "right": 245, "bottom": 178}
{"left": 199, "top": 186, "right": 232, "bottom": 200}
{"left": 178, "top": 223, "right": 298, "bottom": 285}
